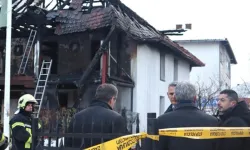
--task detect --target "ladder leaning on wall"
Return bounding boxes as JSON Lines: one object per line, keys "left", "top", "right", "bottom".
{"left": 18, "top": 29, "right": 37, "bottom": 75}
{"left": 33, "top": 59, "right": 53, "bottom": 118}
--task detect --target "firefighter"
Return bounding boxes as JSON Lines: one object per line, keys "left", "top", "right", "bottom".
{"left": 9, "top": 94, "right": 40, "bottom": 150}
{"left": 0, "top": 131, "right": 8, "bottom": 149}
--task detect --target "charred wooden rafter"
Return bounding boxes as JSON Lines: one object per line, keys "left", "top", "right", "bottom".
{"left": 72, "top": 25, "right": 116, "bottom": 108}
{"left": 160, "top": 29, "right": 187, "bottom": 36}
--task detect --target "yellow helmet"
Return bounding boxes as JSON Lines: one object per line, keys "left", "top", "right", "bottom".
{"left": 17, "top": 94, "right": 38, "bottom": 109}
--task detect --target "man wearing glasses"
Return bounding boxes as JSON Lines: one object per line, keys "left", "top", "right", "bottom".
{"left": 164, "top": 82, "right": 177, "bottom": 113}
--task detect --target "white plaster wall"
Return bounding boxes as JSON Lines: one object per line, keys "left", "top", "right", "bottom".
{"left": 178, "top": 59, "right": 190, "bottom": 81}
{"left": 219, "top": 45, "right": 231, "bottom": 88}
{"left": 131, "top": 44, "right": 191, "bottom": 132}
{"left": 176, "top": 42, "right": 220, "bottom": 86}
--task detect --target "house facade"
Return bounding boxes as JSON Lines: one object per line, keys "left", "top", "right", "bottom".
{"left": 130, "top": 44, "right": 203, "bottom": 132}
{"left": 175, "top": 39, "right": 237, "bottom": 89}
{"left": 0, "top": 0, "right": 204, "bottom": 133}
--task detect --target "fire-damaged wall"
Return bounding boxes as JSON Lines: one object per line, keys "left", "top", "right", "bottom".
{"left": 0, "top": 38, "right": 34, "bottom": 76}
{"left": 56, "top": 34, "right": 91, "bottom": 74}
{"left": 42, "top": 32, "right": 106, "bottom": 75}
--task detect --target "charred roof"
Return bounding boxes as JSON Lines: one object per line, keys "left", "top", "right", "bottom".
{"left": 1, "top": 0, "right": 205, "bottom": 66}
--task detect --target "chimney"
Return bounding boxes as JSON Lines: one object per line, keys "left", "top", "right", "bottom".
{"left": 185, "top": 23, "right": 192, "bottom": 30}
{"left": 176, "top": 24, "right": 183, "bottom": 30}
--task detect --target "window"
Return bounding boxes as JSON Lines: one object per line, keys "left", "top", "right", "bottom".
{"left": 58, "top": 92, "right": 68, "bottom": 108}
{"left": 227, "top": 62, "right": 231, "bottom": 79}
{"left": 174, "top": 58, "right": 178, "bottom": 81}
{"left": 160, "top": 52, "right": 165, "bottom": 81}
{"left": 159, "top": 96, "right": 165, "bottom": 115}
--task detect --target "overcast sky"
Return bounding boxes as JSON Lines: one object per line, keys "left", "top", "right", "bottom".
{"left": 120, "top": 0, "right": 250, "bottom": 87}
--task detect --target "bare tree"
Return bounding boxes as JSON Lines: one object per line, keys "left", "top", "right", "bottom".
{"left": 195, "top": 76, "right": 223, "bottom": 115}
{"left": 233, "top": 79, "right": 250, "bottom": 98}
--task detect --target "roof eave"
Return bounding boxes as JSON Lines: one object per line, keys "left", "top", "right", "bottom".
{"left": 221, "top": 39, "right": 237, "bottom": 64}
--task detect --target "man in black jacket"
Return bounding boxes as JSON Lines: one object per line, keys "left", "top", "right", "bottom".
{"left": 216, "top": 89, "right": 250, "bottom": 150}
{"left": 164, "top": 82, "right": 177, "bottom": 114}
{"left": 65, "top": 83, "right": 128, "bottom": 149}
{"left": 157, "top": 81, "right": 218, "bottom": 150}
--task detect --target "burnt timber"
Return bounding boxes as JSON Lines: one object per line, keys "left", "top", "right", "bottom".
{"left": 0, "top": 0, "right": 205, "bottom": 109}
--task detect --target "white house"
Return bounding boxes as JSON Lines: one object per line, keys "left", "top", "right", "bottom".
{"left": 130, "top": 42, "right": 204, "bottom": 132}
{"left": 175, "top": 39, "right": 237, "bottom": 89}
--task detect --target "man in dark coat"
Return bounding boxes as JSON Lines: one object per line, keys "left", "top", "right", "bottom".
{"left": 164, "top": 82, "right": 177, "bottom": 114}
{"left": 216, "top": 89, "right": 250, "bottom": 150}
{"left": 65, "top": 83, "right": 128, "bottom": 149}
{"left": 157, "top": 81, "right": 218, "bottom": 150}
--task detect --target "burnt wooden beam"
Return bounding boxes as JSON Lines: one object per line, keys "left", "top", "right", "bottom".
{"left": 15, "top": 0, "right": 32, "bottom": 13}
{"left": 45, "top": 0, "right": 56, "bottom": 9}
{"left": 72, "top": 25, "right": 116, "bottom": 108}
{"left": 13, "top": 0, "right": 24, "bottom": 10}
{"left": 58, "top": 0, "right": 71, "bottom": 10}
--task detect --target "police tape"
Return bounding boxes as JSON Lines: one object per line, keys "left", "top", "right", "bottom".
{"left": 84, "top": 132, "right": 147, "bottom": 150}
{"left": 84, "top": 127, "right": 250, "bottom": 150}
{"left": 159, "top": 127, "right": 250, "bottom": 139}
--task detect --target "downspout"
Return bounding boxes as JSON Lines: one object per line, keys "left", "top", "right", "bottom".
{"left": 101, "top": 41, "right": 111, "bottom": 83}
{"left": 131, "top": 87, "right": 133, "bottom": 112}
{"left": 101, "top": 41, "right": 108, "bottom": 84}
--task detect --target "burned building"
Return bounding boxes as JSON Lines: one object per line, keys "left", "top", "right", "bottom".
{"left": 0, "top": 0, "right": 204, "bottom": 131}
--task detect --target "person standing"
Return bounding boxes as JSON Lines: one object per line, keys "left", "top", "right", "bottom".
{"left": 164, "top": 82, "right": 177, "bottom": 113}
{"left": 157, "top": 81, "right": 218, "bottom": 150}
{"left": 9, "top": 94, "right": 41, "bottom": 150}
{"left": 65, "top": 83, "right": 128, "bottom": 149}
{"left": 216, "top": 89, "right": 250, "bottom": 150}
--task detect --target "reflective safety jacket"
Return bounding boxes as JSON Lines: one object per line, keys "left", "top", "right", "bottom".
{"left": 0, "top": 131, "right": 8, "bottom": 149}
{"left": 0, "top": 132, "right": 5, "bottom": 145}
{"left": 9, "top": 113, "right": 41, "bottom": 150}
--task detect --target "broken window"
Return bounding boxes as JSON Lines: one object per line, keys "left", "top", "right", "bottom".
{"left": 110, "top": 33, "right": 131, "bottom": 80}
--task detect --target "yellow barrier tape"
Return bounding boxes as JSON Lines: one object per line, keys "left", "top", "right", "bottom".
{"left": 83, "top": 127, "right": 250, "bottom": 150}
{"left": 84, "top": 132, "right": 147, "bottom": 150}
{"left": 159, "top": 127, "right": 250, "bottom": 139}
{"left": 146, "top": 134, "right": 159, "bottom": 141}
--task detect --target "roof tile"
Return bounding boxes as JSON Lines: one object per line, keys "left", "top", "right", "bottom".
{"left": 48, "top": 1, "right": 204, "bottom": 66}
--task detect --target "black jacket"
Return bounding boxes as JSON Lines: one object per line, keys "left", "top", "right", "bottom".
{"left": 65, "top": 100, "right": 128, "bottom": 149}
{"left": 9, "top": 110, "right": 33, "bottom": 150}
{"left": 216, "top": 101, "right": 250, "bottom": 150}
{"left": 157, "top": 102, "right": 218, "bottom": 150}
{"left": 164, "top": 104, "right": 174, "bottom": 114}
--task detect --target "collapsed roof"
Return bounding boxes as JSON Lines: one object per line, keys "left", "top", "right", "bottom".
{"left": 3, "top": 0, "right": 205, "bottom": 66}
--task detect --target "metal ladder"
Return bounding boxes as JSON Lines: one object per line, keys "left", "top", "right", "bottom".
{"left": 34, "top": 59, "right": 52, "bottom": 117}
{"left": 18, "top": 29, "right": 37, "bottom": 74}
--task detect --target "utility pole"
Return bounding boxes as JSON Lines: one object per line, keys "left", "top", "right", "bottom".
{"left": 4, "top": 0, "right": 12, "bottom": 148}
